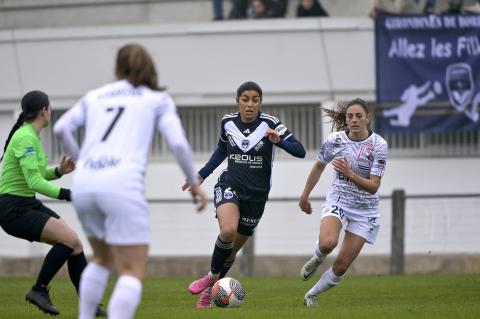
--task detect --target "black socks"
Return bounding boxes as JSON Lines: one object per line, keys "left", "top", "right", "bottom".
{"left": 34, "top": 244, "right": 73, "bottom": 289}
{"left": 210, "top": 236, "right": 233, "bottom": 274}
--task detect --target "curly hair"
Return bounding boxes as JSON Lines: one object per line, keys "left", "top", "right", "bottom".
{"left": 322, "top": 98, "right": 370, "bottom": 132}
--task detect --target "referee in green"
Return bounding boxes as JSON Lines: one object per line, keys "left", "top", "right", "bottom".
{"left": 0, "top": 91, "right": 105, "bottom": 316}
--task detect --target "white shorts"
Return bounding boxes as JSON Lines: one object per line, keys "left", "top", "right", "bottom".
{"left": 321, "top": 203, "right": 380, "bottom": 244}
{"left": 72, "top": 192, "right": 149, "bottom": 245}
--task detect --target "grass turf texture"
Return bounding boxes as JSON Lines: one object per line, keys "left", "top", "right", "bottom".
{"left": 0, "top": 274, "right": 479, "bottom": 318}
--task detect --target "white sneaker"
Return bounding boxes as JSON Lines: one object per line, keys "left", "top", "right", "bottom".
{"left": 304, "top": 292, "right": 318, "bottom": 308}
{"left": 300, "top": 256, "right": 321, "bottom": 281}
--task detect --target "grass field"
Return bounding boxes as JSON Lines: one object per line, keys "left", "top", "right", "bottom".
{"left": 1, "top": 274, "right": 479, "bottom": 319}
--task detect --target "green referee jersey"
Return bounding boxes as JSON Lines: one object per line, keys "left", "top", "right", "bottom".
{"left": 0, "top": 123, "right": 60, "bottom": 198}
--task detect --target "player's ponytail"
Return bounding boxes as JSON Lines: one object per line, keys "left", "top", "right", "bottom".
{"left": 115, "top": 43, "right": 162, "bottom": 91}
{"left": 322, "top": 98, "right": 370, "bottom": 132}
{"left": 1, "top": 90, "right": 49, "bottom": 161}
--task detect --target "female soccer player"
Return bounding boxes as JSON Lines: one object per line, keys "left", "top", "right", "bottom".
{"left": 182, "top": 81, "right": 306, "bottom": 308}
{"left": 298, "top": 98, "right": 388, "bottom": 307}
{"left": 0, "top": 90, "right": 105, "bottom": 316}
{"left": 54, "top": 43, "right": 207, "bottom": 319}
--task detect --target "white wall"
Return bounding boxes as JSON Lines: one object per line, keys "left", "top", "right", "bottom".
{"left": 0, "top": 18, "right": 478, "bottom": 258}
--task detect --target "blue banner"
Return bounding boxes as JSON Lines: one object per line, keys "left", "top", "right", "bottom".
{"left": 375, "top": 12, "right": 480, "bottom": 134}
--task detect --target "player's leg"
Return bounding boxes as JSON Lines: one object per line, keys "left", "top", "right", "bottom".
{"left": 218, "top": 233, "right": 248, "bottom": 279}
{"left": 27, "top": 213, "right": 84, "bottom": 315}
{"left": 301, "top": 205, "right": 343, "bottom": 281}
{"left": 304, "top": 226, "right": 369, "bottom": 308}
{"left": 189, "top": 185, "right": 240, "bottom": 297}
{"left": 74, "top": 193, "right": 112, "bottom": 319}
{"left": 188, "top": 202, "right": 239, "bottom": 298}
{"left": 97, "top": 192, "right": 149, "bottom": 319}
{"left": 78, "top": 238, "right": 112, "bottom": 319}
{"left": 108, "top": 245, "right": 148, "bottom": 319}
{"left": 218, "top": 197, "right": 266, "bottom": 279}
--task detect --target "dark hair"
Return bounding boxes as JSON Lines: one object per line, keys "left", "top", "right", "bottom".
{"left": 115, "top": 43, "right": 161, "bottom": 91}
{"left": 236, "top": 81, "right": 263, "bottom": 100}
{"left": 322, "top": 98, "right": 370, "bottom": 132}
{"left": 1, "top": 90, "right": 49, "bottom": 161}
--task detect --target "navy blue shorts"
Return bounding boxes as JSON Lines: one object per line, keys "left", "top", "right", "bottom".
{"left": 213, "top": 183, "right": 267, "bottom": 236}
{"left": 0, "top": 194, "right": 60, "bottom": 242}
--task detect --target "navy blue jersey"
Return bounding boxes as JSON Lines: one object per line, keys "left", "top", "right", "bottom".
{"left": 199, "top": 112, "right": 305, "bottom": 199}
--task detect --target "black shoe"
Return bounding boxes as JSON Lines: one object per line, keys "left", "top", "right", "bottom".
{"left": 25, "top": 285, "right": 60, "bottom": 316}
{"left": 95, "top": 304, "right": 107, "bottom": 317}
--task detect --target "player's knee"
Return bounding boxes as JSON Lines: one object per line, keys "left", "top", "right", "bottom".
{"left": 219, "top": 228, "right": 236, "bottom": 242}
{"left": 319, "top": 240, "right": 337, "bottom": 254}
{"left": 63, "top": 235, "right": 83, "bottom": 254}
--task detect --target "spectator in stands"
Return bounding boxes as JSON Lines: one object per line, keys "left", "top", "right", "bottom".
{"left": 299, "top": 99, "right": 388, "bottom": 308}
{"left": 297, "top": 0, "right": 329, "bottom": 17}
{"left": 229, "top": 0, "right": 249, "bottom": 18}
{"left": 269, "top": 0, "right": 289, "bottom": 17}
{"left": 212, "top": 0, "right": 250, "bottom": 20}
{"left": 247, "top": 0, "right": 270, "bottom": 18}
{"left": 245, "top": 0, "right": 288, "bottom": 19}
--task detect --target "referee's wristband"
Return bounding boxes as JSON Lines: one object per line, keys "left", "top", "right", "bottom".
{"left": 54, "top": 167, "right": 63, "bottom": 178}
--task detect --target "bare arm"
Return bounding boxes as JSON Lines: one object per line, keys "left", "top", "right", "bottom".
{"left": 299, "top": 160, "right": 326, "bottom": 214}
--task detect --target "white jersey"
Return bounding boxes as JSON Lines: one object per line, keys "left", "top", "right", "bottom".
{"left": 318, "top": 131, "right": 388, "bottom": 215}
{"left": 54, "top": 80, "right": 197, "bottom": 194}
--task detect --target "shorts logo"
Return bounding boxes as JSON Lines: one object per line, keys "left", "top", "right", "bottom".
{"left": 214, "top": 187, "right": 222, "bottom": 204}
{"left": 224, "top": 187, "right": 234, "bottom": 200}
{"left": 242, "top": 140, "right": 249, "bottom": 149}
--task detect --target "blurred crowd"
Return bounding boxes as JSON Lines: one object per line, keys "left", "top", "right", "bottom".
{"left": 211, "top": 0, "right": 480, "bottom": 21}
{"left": 370, "top": 0, "right": 480, "bottom": 18}
{"left": 212, "top": 0, "right": 328, "bottom": 20}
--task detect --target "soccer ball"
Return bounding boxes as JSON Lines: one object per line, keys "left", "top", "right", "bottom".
{"left": 212, "top": 277, "right": 245, "bottom": 308}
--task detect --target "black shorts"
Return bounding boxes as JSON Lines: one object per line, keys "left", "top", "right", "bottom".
{"left": 0, "top": 194, "right": 60, "bottom": 242}
{"left": 213, "top": 183, "right": 267, "bottom": 236}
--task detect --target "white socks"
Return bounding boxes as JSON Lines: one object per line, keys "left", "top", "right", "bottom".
{"left": 79, "top": 263, "right": 110, "bottom": 319}
{"left": 108, "top": 275, "right": 142, "bottom": 319}
{"left": 308, "top": 266, "right": 343, "bottom": 297}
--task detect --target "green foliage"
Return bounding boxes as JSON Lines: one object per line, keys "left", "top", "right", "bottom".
{"left": 0, "top": 274, "right": 479, "bottom": 319}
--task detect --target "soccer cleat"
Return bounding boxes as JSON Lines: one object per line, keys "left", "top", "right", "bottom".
{"left": 25, "top": 285, "right": 60, "bottom": 315}
{"left": 196, "top": 287, "right": 212, "bottom": 308}
{"left": 300, "top": 256, "right": 321, "bottom": 281}
{"left": 304, "top": 292, "right": 318, "bottom": 308}
{"left": 95, "top": 304, "right": 107, "bottom": 317}
{"left": 188, "top": 275, "right": 214, "bottom": 295}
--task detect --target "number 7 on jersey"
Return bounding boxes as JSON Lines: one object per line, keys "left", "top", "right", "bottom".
{"left": 101, "top": 106, "right": 125, "bottom": 141}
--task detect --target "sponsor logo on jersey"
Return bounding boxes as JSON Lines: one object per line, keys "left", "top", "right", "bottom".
{"left": 229, "top": 154, "right": 263, "bottom": 164}
{"left": 243, "top": 129, "right": 251, "bottom": 134}
{"left": 84, "top": 156, "right": 121, "bottom": 170}
{"left": 378, "top": 159, "right": 386, "bottom": 165}
{"left": 242, "top": 139, "right": 250, "bottom": 149}
{"left": 254, "top": 140, "right": 265, "bottom": 151}
{"left": 275, "top": 124, "right": 287, "bottom": 136}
